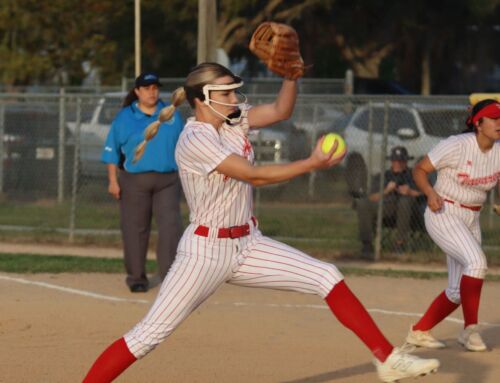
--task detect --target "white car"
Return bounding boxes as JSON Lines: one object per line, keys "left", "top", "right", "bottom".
{"left": 67, "top": 94, "right": 124, "bottom": 177}
{"left": 344, "top": 102, "right": 468, "bottom": 175}
{"left": 67, "top": 94, "right": 304, "bottom": 177}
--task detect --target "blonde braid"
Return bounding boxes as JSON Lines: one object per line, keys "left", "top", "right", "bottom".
{"left": 133, "top": 87, "right": 187, "bottom": 163}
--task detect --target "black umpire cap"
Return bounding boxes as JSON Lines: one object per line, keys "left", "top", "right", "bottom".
{"left": 135, "top": 72, "right": 162, "bottom": 88}
{"left": 387, "top": 146, "right": 414, "bottom": 161}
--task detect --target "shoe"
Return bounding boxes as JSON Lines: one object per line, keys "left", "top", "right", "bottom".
{"left": 406, "top": 326, "right": 446, "bottom": 349}
{"left": 458, "top": 325, "right": 487, "bottom": 351}
{"left": 130, "top": 283, "right": 148, "bottom": 293}
{"left": 374, "top": 345, "right": 440, "bottom": 382}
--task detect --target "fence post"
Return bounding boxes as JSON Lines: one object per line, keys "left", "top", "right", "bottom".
{"left": 254, "top": 132, "right": 262, "bottom": 216}
{"left": 374, "top": 101, "right": 389, "bottom": 261}
{"left": 121, "top": 76, "right": 128, "bottom": 93}
{"left": 0, "top": 103, "right": 4, "bottom": 195}
{"left": 69, "top": 98, "right": 81, "bottom": 243}
{"left": 58, "top": 88, "right": 66, "bottom": 203}
{"left": 367, "top": 101, "right": 374, "bottom": 193}
{"left": 488, "top": 189, "right": 495, "bottom": 230}
{"left": 308, "top": 104, "right": 319, "bottom": 200}
{"left": 344, "top": 69, "right": 353, "bottom": 95}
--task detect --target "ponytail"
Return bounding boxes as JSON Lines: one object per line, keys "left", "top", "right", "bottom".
{"left": 133, "top": 87, "right": 187, "bottom": 163}
{"left": 123, "top": 88, "right": 138, "bottom": 107}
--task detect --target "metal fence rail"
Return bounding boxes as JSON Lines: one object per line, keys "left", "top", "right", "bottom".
{"left": 0, "top": 91, "right": 498, "bottom": 260}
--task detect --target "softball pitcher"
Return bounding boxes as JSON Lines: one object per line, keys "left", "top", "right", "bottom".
{"left": 81, "top": 62, "right": 440, "bottom": 383}
{"left": 406, "top": 99, "right": 500, "bottom": 351}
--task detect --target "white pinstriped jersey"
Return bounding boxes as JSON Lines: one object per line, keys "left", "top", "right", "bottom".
{"left": 428, "top": 133, "right": 500, "bottom": 206}
{"left": 175, "top": 106, "right": 255, "bottom": 227}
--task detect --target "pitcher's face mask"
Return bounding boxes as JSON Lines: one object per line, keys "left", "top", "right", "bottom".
{"left": 202, "top": 78, "right": 247, "bottom": 125}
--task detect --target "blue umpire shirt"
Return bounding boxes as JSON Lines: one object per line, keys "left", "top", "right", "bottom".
{"left": 101, "top": 100, "right": 183, "bottom": 173}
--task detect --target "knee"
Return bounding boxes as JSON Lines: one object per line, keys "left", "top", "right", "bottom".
{"left": 320, "top": 264, "right": 344, "bottom": 298}
{"left": 464, "top": 255, "right": 488, "bottom": 279}
{"left": 124, "top": 321, "right": 174, "bottom": 359}
{"left": 445, "top": 287, "right": 461, "bottom": 304}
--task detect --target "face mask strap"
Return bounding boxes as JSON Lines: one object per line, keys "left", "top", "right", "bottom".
{"left": 202, "top": 80, "right": 246, "bottom": 124}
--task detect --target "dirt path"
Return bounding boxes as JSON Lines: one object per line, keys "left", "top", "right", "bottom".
{"left": 1, "top": 272, "right": 499, "bottom": 383}
{"left": 4, "top": 241, "right": 500, "bottom": 276}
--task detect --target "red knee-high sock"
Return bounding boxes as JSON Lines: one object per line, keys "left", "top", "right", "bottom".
{"left": 413, "top": 291, "right": 460, "bottom": 332}
{"left": 460, "top": 275, "right": 484, "bottom": 328}
{"left": 82, "top": 337, "right": 137, "bottom": 383}
{"left": 325, "top": 280, "right": 393, "bottom": 362}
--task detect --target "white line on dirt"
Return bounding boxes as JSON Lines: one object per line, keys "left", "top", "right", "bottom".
{"left": 0, "top": 275, "right": 149, "bottom": 304}
{"left": 2, "top": 274, "right": 499, "bottom": 327}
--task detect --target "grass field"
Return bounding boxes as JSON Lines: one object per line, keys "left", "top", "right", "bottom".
{"left": 0, "top": 197, "right": 499, "bottom": 264}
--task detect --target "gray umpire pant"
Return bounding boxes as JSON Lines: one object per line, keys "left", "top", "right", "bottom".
{"left": 355, "top": 195, "right": 417, "bottom": 246}
{"left": 118, "top": 170, "right": 183, "bottom": 287}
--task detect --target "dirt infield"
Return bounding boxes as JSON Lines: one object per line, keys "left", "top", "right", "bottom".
{"left": 1, "top": 272, "right": 499, "bottom": 383}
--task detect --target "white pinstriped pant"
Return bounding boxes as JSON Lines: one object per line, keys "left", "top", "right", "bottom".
{"left": 124, "top": 220, "right": 344, "bottom": 358}
{"left": 424, "top": 203, "right": 487, "bottom": 304}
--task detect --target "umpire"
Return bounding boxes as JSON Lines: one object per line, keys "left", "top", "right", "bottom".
{"left": 102, "top": 72, "right": 184, "bottom": 293}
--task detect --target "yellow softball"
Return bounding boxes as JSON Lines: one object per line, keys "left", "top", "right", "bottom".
{"left": 321, "top": 133, "right": 346, "bottom": 158}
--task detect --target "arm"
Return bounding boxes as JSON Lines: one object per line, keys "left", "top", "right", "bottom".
{"left": 247, "top": 80, "right": 297, "bottom": 128}
{"left": 413, "top": 156, "right": 443, "bottom": 212}
{"left": 216, "top": 136, "right": 341, "bottom": 187}
{"left": 107, "top": 164, "right": 120, "bottom": 200}
{"left": 368, "top": 181, "right": 397, "bottom": 203}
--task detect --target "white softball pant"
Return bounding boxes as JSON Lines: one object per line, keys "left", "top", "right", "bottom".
{"left": 124, "top": 220, "right": 344, "bottom": 358}
{"left": 424, "top": 203, "right": 487, "bottom": 304}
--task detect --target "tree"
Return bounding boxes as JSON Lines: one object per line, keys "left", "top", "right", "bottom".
{"left": 0, "top": 0, "right": 120, "bottom": 85}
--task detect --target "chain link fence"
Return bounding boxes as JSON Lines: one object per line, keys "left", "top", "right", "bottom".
{"left": 0, "top": 90, "right": 498, "bottom": 261}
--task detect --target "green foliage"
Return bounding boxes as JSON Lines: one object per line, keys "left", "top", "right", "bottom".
{"left": 0, "top": 0, "right": 119, "bottom": 85}
{"left": 0, "top": 253, "right": 157, "bottom": 273}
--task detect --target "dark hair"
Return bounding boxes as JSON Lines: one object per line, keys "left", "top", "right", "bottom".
{"left": 123, "top": 88, "right": 139, "bottom": 107}
{"left": 464, "top": 99, "right": 498, "bottom": 133}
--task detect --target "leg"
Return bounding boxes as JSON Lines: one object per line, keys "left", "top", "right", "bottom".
{"left": 230, "top": 234, "right": 393, "bottom": 362}
{"left": 412, "top": 255, "right": 461, "bottom": 332}
{"left": 83, "top": 231, "right": 235, "bottom": 381}
{"left": 425, "top": 208, "right": 487, "bottom": 323}
{"left": 423, "top": 207, "right": 487, "bottom": 350}
{"left": 460, "top": 217, "right": 484, "bottom": 328}
{"left": 82, "top": 338, "right": 136, "bottom": 383}
{"left": 152, "top": 172, "right": 183, "bottom": 280}
{"left": 232, "top": 233, "right": 441, "bottom": 378}
{"left": 119, "top": 172, "right": 154, "bottom": 288}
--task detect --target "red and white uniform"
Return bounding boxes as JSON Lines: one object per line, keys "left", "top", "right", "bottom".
{"left": 424, "top": 133, "right": 500, "bottom": 302}
{"left": 124, "top": 107, "right": 343, "bottom": 358}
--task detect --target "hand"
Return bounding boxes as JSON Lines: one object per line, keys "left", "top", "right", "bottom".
{"left": 384, "top": 181, "right": 397, "bottom": 194}
{"left": 108, "top": 181, "right": 120, "bottom": 200}
{"left": 427, "top": 190, "right": 443, "bottom": 212}
{"left": 309, "top": 136, "right": 346, "bottom": 170}
{"left": 493, "top": 204, "right": 500, "bottom": 216}
{"left": 397, "top": 184, "right": 410, "bottom": 196}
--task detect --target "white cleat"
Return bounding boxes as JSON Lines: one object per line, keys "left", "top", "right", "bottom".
{"left": 458, "top": 324, "right": 487, "bottom": 352}
{"left": 406, "top": 326, "right": 446, "bottom": 349}
{"left": 374, "top": 345, "right": 440, "bottom": 382}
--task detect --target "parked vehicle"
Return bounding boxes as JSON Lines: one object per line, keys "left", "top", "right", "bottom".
{"left": 67, "top": 94, "right": 307, "bottom": 177}
{"left": 1, "top": 103, "right": 75, "bottom": 198}
{"left": 344, "top": 102, "right": 468, "bottom": 175}
{"left": 67, "top": 94, "right": 123, "bottom": 178}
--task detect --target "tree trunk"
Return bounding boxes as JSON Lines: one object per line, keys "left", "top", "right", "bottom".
{"left": 420, "top": 44, "right": 431, "bottom": 95}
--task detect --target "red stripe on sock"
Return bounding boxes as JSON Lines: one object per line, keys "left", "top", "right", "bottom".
{"left": 325, "top": 280, "right": 393, "bottom": 362}
{"left": 413, "top": 291, "right": 459, "bottom": 331}
{"left": 460, "top": 275, "right": 483, "bottom": 328}
{"left": 82, "top": 337, "right": 137, "bottom": 383}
